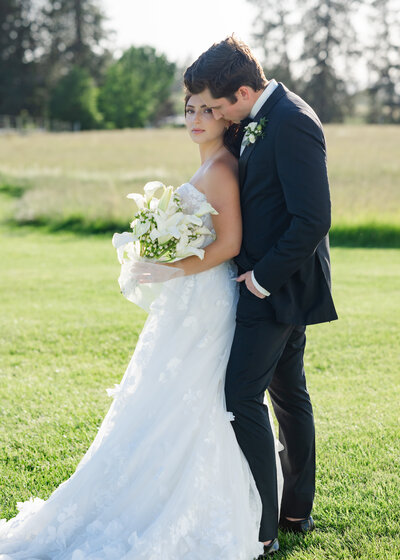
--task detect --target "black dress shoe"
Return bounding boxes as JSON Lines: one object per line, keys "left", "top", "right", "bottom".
{"left": 279, "top": 515, "right": 315, "bottom": 534}
{"left": 257, "top": 537, "right": 279, "bottom": 558}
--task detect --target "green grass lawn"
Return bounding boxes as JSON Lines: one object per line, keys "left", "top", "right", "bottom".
{"left": 0, "top": 224, "right": 399, "bottom": 559}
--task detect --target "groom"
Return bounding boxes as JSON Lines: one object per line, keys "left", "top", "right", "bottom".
{"left": 184, "top": 37, "right": 337, "bottom": 555}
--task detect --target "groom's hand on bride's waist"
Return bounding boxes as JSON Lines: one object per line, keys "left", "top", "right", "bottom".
{"left": 236, "top": 271, "right": 269, "bottom": 299}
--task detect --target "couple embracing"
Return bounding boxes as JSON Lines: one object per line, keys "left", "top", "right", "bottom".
{"left": 0, "top": 36, "right": 337, "bottom": 559}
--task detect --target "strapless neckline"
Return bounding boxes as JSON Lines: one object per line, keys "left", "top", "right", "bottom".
{"left": 178, "top": 182, "right": 207, "bottom": 200}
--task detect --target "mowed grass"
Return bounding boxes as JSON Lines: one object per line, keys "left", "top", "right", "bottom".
{"left": 0, "top": 224, "right": 399, "bottom": 558}
{"left": 0, "top": 125, "right": 399, "bottom": 244}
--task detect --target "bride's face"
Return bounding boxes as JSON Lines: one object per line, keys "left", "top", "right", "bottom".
{"left": 185, "top": 94, "right": 229, "bottom": 144}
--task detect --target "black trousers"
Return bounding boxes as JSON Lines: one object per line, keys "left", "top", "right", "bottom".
{"left": 225, "top": 287, "right": 315, "bottom": 542}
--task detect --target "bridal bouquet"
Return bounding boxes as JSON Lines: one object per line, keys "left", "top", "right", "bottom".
{"left": 112, "top": 181, "right": 218, "bottom": 310}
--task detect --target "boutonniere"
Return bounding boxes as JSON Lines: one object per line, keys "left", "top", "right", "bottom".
{"left": 243, "top": 117, "right": 268, "bottom": 147}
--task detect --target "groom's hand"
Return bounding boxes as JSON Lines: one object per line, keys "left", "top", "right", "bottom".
{"left": 236, "top": 271, "right": 266, "bottom": 299}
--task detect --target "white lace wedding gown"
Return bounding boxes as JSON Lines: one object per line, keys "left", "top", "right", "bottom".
{"left": 0, "top": 183, "right": 281, "bottom": 560}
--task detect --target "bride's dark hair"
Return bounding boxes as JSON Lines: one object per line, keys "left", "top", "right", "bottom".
{"left": 184, "top": 92, "right": 242, "bottom": 158}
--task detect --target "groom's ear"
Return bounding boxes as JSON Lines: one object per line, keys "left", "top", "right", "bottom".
{"left": 237, "top": 86, "right": 252, "bottom": 101}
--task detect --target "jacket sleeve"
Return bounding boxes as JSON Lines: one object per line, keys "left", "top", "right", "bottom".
{"left": 253, "top": 110, "right": 331, "bottom": 294}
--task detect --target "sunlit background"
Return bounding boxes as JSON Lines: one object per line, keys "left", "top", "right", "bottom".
{"left": 1, "top": 0, "right": 399, "bottom": 129}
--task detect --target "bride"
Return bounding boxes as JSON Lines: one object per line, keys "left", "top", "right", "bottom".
{"left": 0, "top": 94, "right": 282, "bottom": 560}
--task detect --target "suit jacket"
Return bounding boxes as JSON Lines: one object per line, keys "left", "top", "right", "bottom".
{"left": 235, "top": 83, "right": 338, "bottom": 326}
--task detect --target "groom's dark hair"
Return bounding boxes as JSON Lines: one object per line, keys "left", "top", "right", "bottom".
{"left": 184, "top": 35, "right": 267, "bottom": 103}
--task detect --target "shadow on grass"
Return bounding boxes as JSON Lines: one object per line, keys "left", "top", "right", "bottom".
{"left": 6, "top": 216, "right": 125, "bottom": 236}
{"left": 6, "top": 218, "right": 399, "bottom": 248}
{"left": 1, "top": 178, "right": 399, "bottom": 247}
{"left": 330, "top": 224, "right": 400, "bottom": 248}
{"left": 0, "top": 181, "right": 30, "bottom": 198}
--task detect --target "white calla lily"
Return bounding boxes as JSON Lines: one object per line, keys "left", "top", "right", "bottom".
{"left": 182, "top": 214, "right": 203, "bottom": 226}
{"left": 158, "top": 185, "right": 174, "bottom": 212}
{"left": 131, "top": 220, "right": 150, "bottom": 237}
{"left": 112, "top": 232, "right": 135, "bottom": 263}
{"left": 112, "top": 231, "right": 134, "bottom": 249}
{"left": 176, "top": 245, "right": 205, "bottom": 260}
{"left": 155, "top": 212, "right": 184, "bottom": 239}
{"left": 143, "top": 181, "right": 164, "bottom": 203}
{"left": 195, "top": 202, "right": 219, "bottom": 217}
{"left": 189, "top": 236, "right": 205, "bottom": 248}
{"left": 126, "top": 192, "right": 146, "bottom": 209}
{"left": 157, "top": 233, "right": 175, "bottom": 244}
{"left": 149, "top": 198, "right": 159, "bottom": 211}
{"left": 149, "top": 228, "right": 160, "bottom": 242}
{"left": 195, "top": 226, "right": 213, "bottom": 235}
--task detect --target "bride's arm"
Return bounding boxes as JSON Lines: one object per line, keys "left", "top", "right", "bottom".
{"left": 170, "top": 161, "right": 242, "bottom": 276}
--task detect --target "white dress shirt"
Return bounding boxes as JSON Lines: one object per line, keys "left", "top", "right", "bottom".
{"left": 240, "top": 79, "right": 278, "bottom": 156}
{"left": 240, "top": 80, "right": 279, "bottom": 297}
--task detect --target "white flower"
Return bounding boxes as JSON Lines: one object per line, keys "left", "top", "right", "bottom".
{"left": 195, "top": 201, "right": 219, "bottom": 217}
{"left": 143, "top": 180, "right": 164, "bottom": 202}
{"left": 126, "top": 192, "right": 146, "bottom": 209}
{"left": 182, "top": 213, "right": 203, "bottom": 226}
{"left": 113, "top": 180, "right": 217, "bottom": 289}
{"left": 243, "top": 117, "right": 267, "bottom": 148}
{"left": 131, "top": 220, "right": 151, "bottom": 238}
{"left": 112, "top": 232, "right": 135, "bottom": 263}
{"left": 158, "top": 185, "right": 174, "bottom": 212}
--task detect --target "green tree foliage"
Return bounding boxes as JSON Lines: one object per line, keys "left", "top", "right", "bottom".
{"left": 39, "top": 0, "right": 112, "bottom": 91}
{"left": 299, "top": 0, "right": 359, "bottom": 122}
{"left": 247, "top": 0, "right": 360, "bottom": 122}
{"left": 49, "top": 66, "right": 102, "bottom": 129}
{"left": 247, "top": 0, "right": 297, "bottom": 90}
{"left": 0, "top": 0, "right": 111, "bottom": 119}
{"left": 0, "top": 0, "right": 40, "bottom": 115}
{"left": 367, "top": 0, "right": 400, "bottom": 123}
{"left": 98, "top": 46, "right": 176, "bottom": 128}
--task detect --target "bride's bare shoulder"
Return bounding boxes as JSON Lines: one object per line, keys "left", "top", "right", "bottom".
{"left": 214, "top": 149, "right": 239, "bottom": 177}
{"left": 198, "top": 151, "right": 239, "bottom": 196}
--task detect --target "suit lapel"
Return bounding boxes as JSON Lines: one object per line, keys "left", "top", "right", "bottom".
{"left": 239, "top": 83, "right": 288, "bottom": 186}
{"left": 239, "top": 137, "right": 257, "bottom": 184}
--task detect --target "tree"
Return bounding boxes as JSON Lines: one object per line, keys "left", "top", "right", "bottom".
{"left": 0, "top": 0, "right": 40, "bottom": 115}
{"left": 298, "top": 0, "right": 360, "bottom": 122}
{"left": 247, "top": 0, "right": 298, "bottom": 90}
{"left": 49, "top": 66, "right": 102, "bottom": 129}
{"left": 39, "top": 0, "right": 111, "bottom": 90}
{"left": 367, "top": 0, "right": 400, "bottom": 123}
{"left": 0, "top": 0, "right": 111, "bottom": 119}
{"left": 98, "top": 46, "right": 176, "bottom": 128}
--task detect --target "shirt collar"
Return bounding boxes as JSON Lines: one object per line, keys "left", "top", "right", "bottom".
{"left": 249, "top": 79, "right": 278, "bottom": 119}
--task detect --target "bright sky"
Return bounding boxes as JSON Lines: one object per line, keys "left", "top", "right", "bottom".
{"left": 101, "top": 0, "right": 370, "bottom": 88}
{"left": 101, "top": 0, "right": 258, "bottom": 65}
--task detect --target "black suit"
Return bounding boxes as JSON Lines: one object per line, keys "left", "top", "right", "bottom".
{"left": 225, "top": 83, "right": 337, "bottom": 541}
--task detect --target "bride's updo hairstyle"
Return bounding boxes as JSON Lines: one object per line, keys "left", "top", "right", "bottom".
{"left": 183, "top": 34, "right": 267, "bottom": 102}
{"left": 184, "top": 92, "right": 242, "bottom": 158}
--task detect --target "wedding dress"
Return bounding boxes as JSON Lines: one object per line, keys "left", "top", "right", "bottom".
{"left": 0, "top": 183, "right": 282, "bottom": 560}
